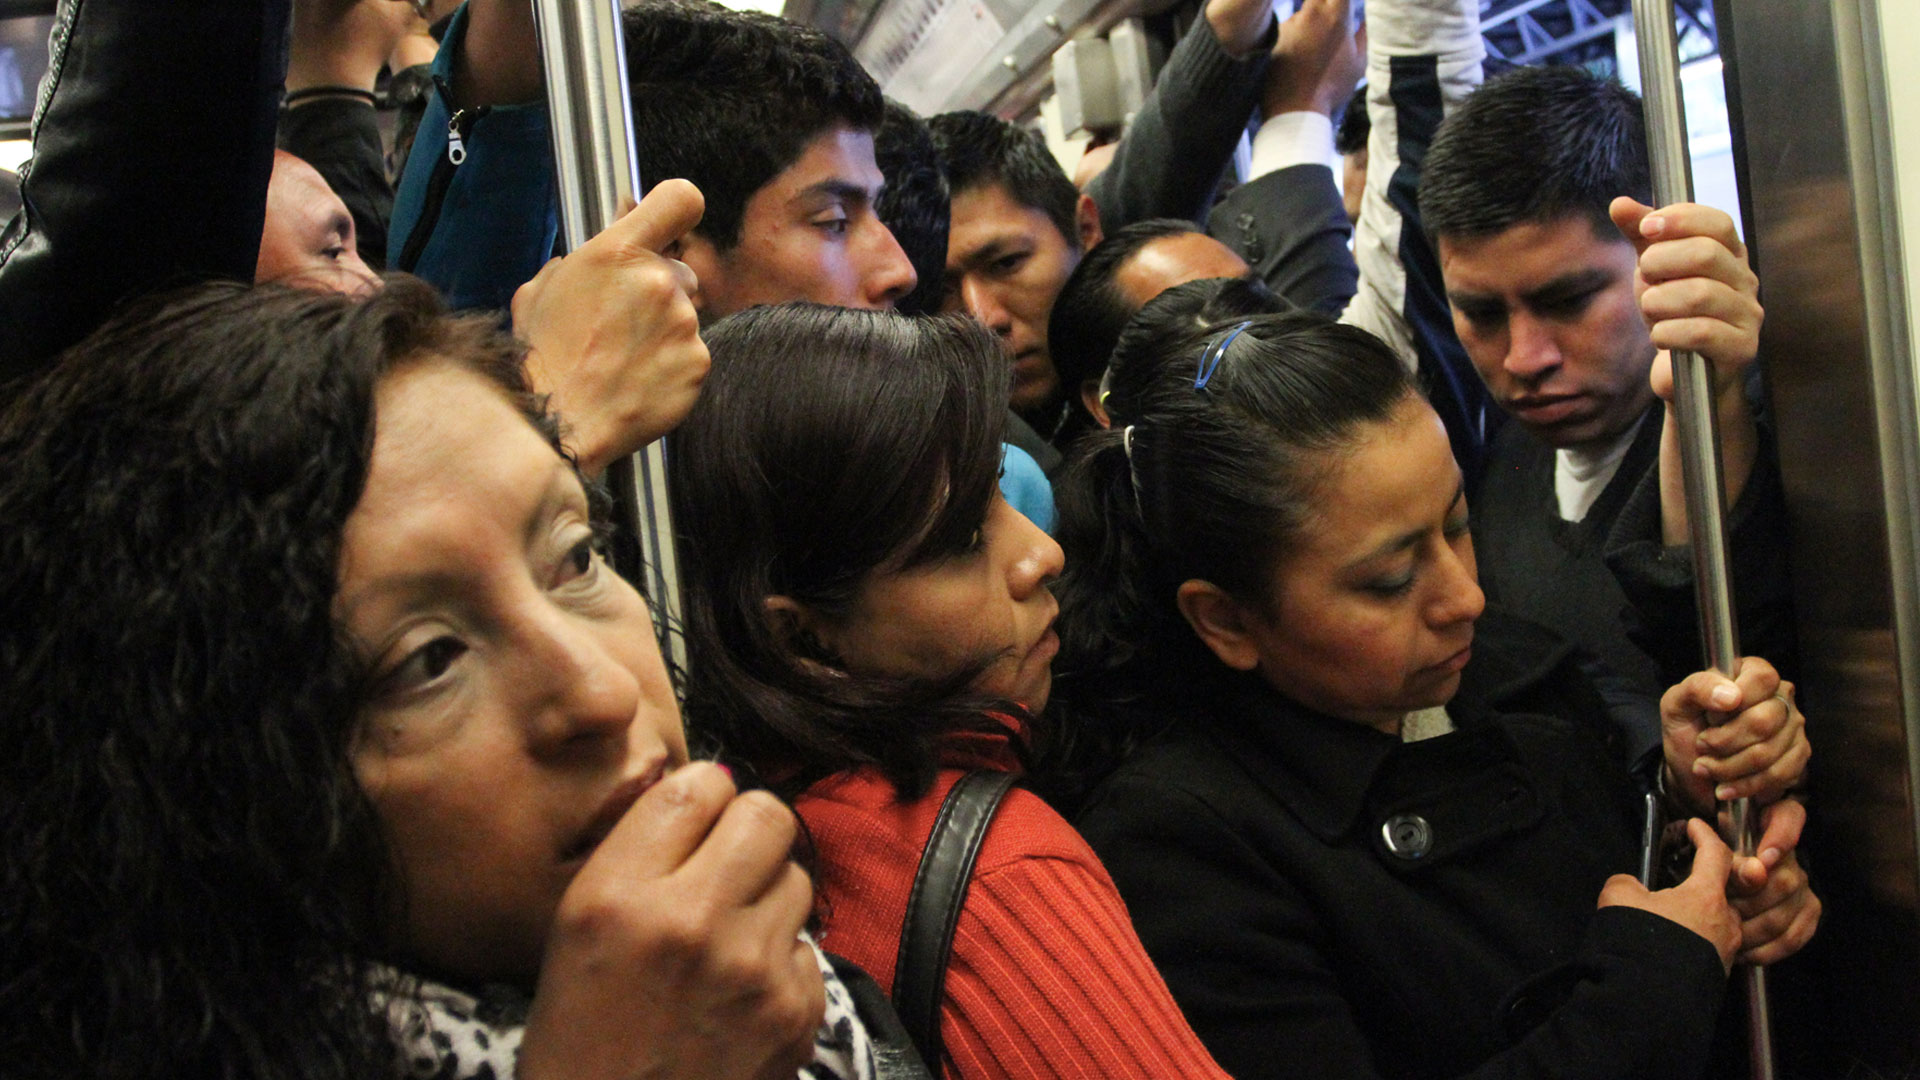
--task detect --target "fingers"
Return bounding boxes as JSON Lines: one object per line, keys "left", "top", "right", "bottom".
{"left": 1680, "top": 817, "right": 1734, "bottom": 891}
{"left": 593, "top": 761, "right": 738, "bottom": 879}
{"left": 1738, "top": 870, "right": 1822, "bottom": 967}
{"left": 679, "top": 788, "right": 805, "bottom": 907}
{"left": 600, "top": 178, "right": 706, "bottom": 257}
{"left": 1610, "top": 197, "right": 1657, "bottom": 256}
{"left": 1639, "top": 202, "right": 1747, "bottom": 260}
{"left": 1754, "top": 797, "right": 1807, "bottom": 869}
{"left": 1664, "top": 660, "right": 1807, "bottom": 805}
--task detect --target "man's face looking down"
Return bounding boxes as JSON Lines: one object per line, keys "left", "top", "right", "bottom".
{"left": 1439, "top": 213, "right": 1656, "bottom": 452}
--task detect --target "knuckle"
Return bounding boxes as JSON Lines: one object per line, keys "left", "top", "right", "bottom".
{"left": 732, "top": 789, "right": 799, "bottom": 842}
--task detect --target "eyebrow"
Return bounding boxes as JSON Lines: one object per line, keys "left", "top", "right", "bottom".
{"left": 1448, "top": 267, "right": 1614, "bottom": 312}
{"left": 790, "top": 178, "right": 881, "bottom": 210}
{"left": 1344, "top": 480, "right": 1468, "bottom": 569}
{"left": 337, "top": 458, "right": 582, "bottom": 623}
{"left": 1521, "top": 267, "right": 1614, "bottom": 308}
{"left": 951, "top": 234, "right": 1029, "bottom": 274}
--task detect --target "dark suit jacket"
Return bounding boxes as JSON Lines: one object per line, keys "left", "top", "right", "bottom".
{"left": 1076, "top": 610, "right": 1728, "bottom": 1080}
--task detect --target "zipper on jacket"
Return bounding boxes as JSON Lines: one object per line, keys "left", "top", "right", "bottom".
{"left": 395, "top": 95, "right": 489, "bottom": 274}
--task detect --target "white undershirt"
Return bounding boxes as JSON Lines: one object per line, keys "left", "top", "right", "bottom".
{"left": 1553, "top": 424, "right": 1640, "bottom": 523}
{"left": 1401, "top": 705, "right": 1455, "bottom": 743}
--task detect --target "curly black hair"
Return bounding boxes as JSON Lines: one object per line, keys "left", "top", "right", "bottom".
{"left": 0, "top": 276, "right": 558, "bottom": 1080}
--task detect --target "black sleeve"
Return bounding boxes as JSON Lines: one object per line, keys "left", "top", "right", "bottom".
{"left": 277, "top": 98, "right": 393, "bottom": 270}
{"left": 0, "top": 0, "right": 290, "bottom": 387}
{"left": 1086, "top": 15, "right": 1272, "bottom": 230}
{"left": 1207, "top": 162, "right": 1359, "bottom": 317}
{"left": 1080, "top": 771, "right": 1727, "bottom": 1080}
{"left": 1605, "top": 416, "right": 1800, "bottom": 688}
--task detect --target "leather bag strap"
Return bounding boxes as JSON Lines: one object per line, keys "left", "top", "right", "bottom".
{"left": 890, "top": 770, "right": 1018, "bottom": 1076}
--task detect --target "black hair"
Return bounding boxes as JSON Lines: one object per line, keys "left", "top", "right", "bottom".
{"left": 670, "top": 304, "right": 1032, "bottom": 801}
{"left": 1334, "top": 86, "right": 1369, "bottom": 156}
{"left": 624, "top": 0, "right": 885, "bottom": 249}
{"left": 1046, "top": 304, "right": 1414, "bottom": 792}
{"left": 0, "top": 277, "right": 560, "bottom": 1080}
{"left": 1419, "top": 63, "right": 1650, "bottom": 243}
{"left": 875, "top": 100, "right": 952, "bottom": 317}
{"left": 1049, "top": 218, "right": 1213, "bottom": 412}
{"left": 928, "top": 110, "right": 1081, "bottom": 246}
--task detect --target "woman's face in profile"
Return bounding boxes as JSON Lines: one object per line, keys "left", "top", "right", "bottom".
{"left": 337, "top": 362, "right": 687, "bottom": 985}
{"left": 807, "top": 493, "right": 1064, "bottom": 713}
{"left": 1233, "top": 396, "right": 1485, "bottom": 733}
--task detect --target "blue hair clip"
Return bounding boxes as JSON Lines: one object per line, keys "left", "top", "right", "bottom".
{"left": 1194, "top": 320, "right": 1254, "bottom": 391}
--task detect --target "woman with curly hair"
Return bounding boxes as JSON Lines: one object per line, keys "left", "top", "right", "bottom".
{"left": 0, "top": 278, "right": 892, "bottom": 1080}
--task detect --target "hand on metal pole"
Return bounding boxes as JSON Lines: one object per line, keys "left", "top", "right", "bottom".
{"left": 1628, "top": 0, "right": 1776, "bottom": 1075}
{"left": 532, "top": 0, "right": 690, "bottom": 674}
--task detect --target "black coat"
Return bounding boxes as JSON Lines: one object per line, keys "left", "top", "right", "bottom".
{"left": 1075, "top": 611, "right": 1727, "bottom": 1080}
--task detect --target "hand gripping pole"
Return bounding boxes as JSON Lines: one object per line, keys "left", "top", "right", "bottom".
{"left": 1627, "top": 2, "right": 1775, "bottom": 1076}
{"left": 532, "top": 0, "right": 688, "bottom": 675}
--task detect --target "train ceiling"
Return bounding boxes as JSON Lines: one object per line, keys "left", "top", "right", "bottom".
{"left": 782, "top": 0, "right": 1723, "bottom": 117}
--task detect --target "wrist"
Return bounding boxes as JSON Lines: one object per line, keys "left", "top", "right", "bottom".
{"left": 1208, "top": 4, "right": 1273, "bottom": 59}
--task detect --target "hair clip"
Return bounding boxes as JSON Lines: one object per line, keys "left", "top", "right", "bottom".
{"left": 1194, "top": 321, "right": 1254, "bottom": 391}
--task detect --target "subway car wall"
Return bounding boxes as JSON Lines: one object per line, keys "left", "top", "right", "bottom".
{"left": 5, "top": 0, "right": 1920, "bottom": 1076}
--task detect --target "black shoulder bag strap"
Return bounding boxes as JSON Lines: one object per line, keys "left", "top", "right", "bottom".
{"left": 890, "top": 769, "right": 1018, "bottom": 1076}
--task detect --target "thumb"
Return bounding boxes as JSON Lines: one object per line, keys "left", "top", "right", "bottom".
{"left": 1680, "top": 817, "right": 1734, "bottom": 891}
{"left": 601, "top": 178, "right": 707, "bottom": 257}
{"left": 1610, "top": 195, "right": 1657, "bottom": 258}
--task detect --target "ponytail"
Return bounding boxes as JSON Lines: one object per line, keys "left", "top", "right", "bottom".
{"left": 1039, "top": 292, "right": 1416, "bottom": 806}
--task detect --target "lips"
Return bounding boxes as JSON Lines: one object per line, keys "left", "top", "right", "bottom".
{"left": 1506, "top": 393, "right": 1586, "bottom": 426}
{"left": 1424, "top": 643, "right": 1473, "bottom": 676}
{"left": 562, "top": 758, "right": 669, "bottom": 862}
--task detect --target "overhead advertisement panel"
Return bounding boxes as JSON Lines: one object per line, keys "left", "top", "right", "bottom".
{"left": 855, "top": 0, "right": 1005, "bottom": 115}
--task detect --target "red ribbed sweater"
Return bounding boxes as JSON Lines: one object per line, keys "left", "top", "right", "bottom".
{"left": 795, "top": 756, "right": 1233, "bottom": 1080}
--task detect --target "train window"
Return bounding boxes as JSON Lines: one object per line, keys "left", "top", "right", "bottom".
{"left": 0, "top": 14, "right": 51, "bottom": 174}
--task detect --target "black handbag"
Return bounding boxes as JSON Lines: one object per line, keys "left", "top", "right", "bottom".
{"left": 888, "top": 770, "right": 1018, "bottom": 1076}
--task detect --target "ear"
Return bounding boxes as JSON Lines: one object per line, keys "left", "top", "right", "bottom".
{"left": 1074, "top": 193, "right": 1103, "bottom": 251}
{"left": 1080, "top": 377, "right": 1111, "bottom": 428}
{"left": 762, "top": 595, "right": 844, "bottom": 672}
{"left": 673, "top": 231, "right": 721, "bottom": 315}
{"left": 1175, "top": 579, "right": 1263, "bottom": 672}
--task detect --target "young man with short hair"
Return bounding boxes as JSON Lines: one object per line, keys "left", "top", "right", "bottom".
{"left": 390, "top": 0, "right": 915, "bottom": 320}
{"left": 1336, "top": 0, "right": 1792, "bottom": 725}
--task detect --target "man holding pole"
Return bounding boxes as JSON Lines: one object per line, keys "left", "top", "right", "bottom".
{"left": 1346, "top": 0, "right": 1818, "bottom": 1066}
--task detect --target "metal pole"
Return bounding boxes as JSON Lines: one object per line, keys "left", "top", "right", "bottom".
{"left": 1628, "top": 1, "right": 1774, "bottom": 1076}
{"left": 532, "top": 0, "right": 688, "bottom": 674}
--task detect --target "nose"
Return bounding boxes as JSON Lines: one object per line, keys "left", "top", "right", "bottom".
{"left": 961, "top": 277, "right": 1015, "bottom": 340}
{"left": 1426, "top": 536, "right": 1486, "bottom": 630}
{"left": 1503, "top": 311, "right": 1562, "bottom": 384}
{"left": 521, "top": 610, "right": 642, "bottom": 757}
{"left": 1002, "top": 500, "right": 1065, "bottom": 602}
{"left": 862, "top": 218, "right": 918, "bottom": 309}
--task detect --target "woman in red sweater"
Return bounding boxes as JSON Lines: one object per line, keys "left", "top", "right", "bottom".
{"left": 669, "top": 303, "right": 1232, "bottom": 1080}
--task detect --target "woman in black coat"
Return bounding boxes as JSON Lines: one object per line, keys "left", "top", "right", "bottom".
{"left": 1047, "top": 301, "right": 1819, "bottom": 1080}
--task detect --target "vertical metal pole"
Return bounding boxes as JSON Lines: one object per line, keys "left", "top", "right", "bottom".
{"left": 531, "top": 0, "right": 688, "bottom": 675}
{"left": 1628, "top": 2, "right": 1774, "bottom": 1076}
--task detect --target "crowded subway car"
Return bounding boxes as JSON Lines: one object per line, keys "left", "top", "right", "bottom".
{"left": 1, "top": 0, "right": 1916, "bottom": 1077}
